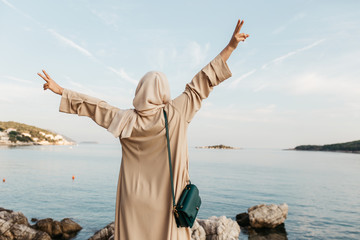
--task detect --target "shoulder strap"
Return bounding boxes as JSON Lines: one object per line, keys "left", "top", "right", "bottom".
{"left": 163, "top": 110, "right": 176, "bottom": 209}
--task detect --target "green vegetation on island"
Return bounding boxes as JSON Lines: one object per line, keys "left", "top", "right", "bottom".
{"left": 0, "top": 121, "right": 74, "bottom": 145}
{"left": 295, "top": 140, "right": 360, "bottom": 153}
{"left": 196, "top": 144, "right": 240, "bottom": 150}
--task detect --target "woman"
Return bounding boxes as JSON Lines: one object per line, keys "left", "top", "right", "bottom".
{"left": 38, "top": 19, "right": 249, "bottom": 240}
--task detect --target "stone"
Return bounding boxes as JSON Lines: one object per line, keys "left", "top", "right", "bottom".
{"left": 197, "top": 216, "right": 240, "bottom": 240}
{"left": 0, "top": 210, "right": 29, "bottom": 226}
{"left": 191, "top": 220, "right": 206, "bottom": 240}
{"left": 33, "top": 217, "right": 82, "bottom": 239}
{"left": 0, "top": 207, "right": 82, "bottom": 240}
{"left": 52, "top": 220, "right": 63, "bottom": 238}
{"left": 235, "top": 212, "right": 250, "bottom": 227}
{"left": 34, "top": 218, "right": 53, "bottom": 236}
{"left": 60, "top": 218, "right": 82, "bottom": 234}
{"left": 0, "top": 218, "right": 51, "bottom": 240}
{"left": 248, "top": 203, "right": 288, "bottom": 229}
{"left": 88, "top": 222, "right": 115, "bottom": 240}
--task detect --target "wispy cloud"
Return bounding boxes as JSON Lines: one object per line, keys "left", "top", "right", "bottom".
{"left": 107, "top": 67, "right": 138, "bottom": 85}
{"left": 197, "top": 104, "right": 279, "bottom": 123}
{"left": 1, "top": 0, "right": 16, "bottom": 10}
{"left": 287, "top": 72, "right": 360, "bottom": 97}
{"left": 47, "top": 29, "right": 93, "bottom": 58}
{"left": 262, "top": 39, "right": 326, "bottom": 69}
{"left": 272, "top": 12, "right": 306, "bottom": 34}
{"left": 91, "top": 9, "right": 119, "bottom": 29}
{"left": 1, "top": 75, "right": 33, "bottom": 84}
{"left": 229, "top": 69, "right": 256, "bottom": 88}
{"left": 188, "top": 41, "right": 210, "bottom": 68}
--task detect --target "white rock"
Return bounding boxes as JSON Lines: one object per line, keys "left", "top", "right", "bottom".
{"left": 248, "top": 203, "right": 288, "bottom": 228}
{"left": 197, "top": 216, "right": 240, "bottom": 240}
{"left": 191, "top": 220, "right": 206, "bottom": 240}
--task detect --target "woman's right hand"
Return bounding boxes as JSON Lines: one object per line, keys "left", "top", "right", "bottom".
{"left": 220, "top": 19, "right": 250, "bottom": 62}
{"left": 228, "top": 19, "right": 250, "bottom": 50}
{"left": 38, "top": 70, "right": 64, "bottom": 95}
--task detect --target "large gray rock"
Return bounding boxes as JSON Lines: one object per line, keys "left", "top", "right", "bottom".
{"left": 0, "top": 207, "right": 81, "bottom": 240}
{"left": 248, "top": 203, "right": 288, "bottom": 229}
{"left": 0, "top": 208, "right": 51, "bottom": 240}
{"left": 197, "top": 216, "right": 240, "bottom": 240}
{"left": 88, "top": 222, "right": 115, "bottom": 240}
{"left": 191, "top": 220, "right": 206, "bottom": 240}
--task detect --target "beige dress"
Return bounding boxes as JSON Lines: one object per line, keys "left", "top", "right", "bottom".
{"left": 59, "top": 54, "right": 232, "bottom": 240}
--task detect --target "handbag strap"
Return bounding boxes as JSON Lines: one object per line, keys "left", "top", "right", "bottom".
{"left": 163, "top": 110, "right": 176, "bottom": 209}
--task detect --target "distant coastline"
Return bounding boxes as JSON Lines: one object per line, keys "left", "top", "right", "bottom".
{"left": 0, "top": 121, "right": 75, "bottom": 146}
{"left": 292, "top": 139, "right": 360, "bottom": 153}
{"left": 196, "top": 144, "right": 240, "bottom": 150}
{"left": 79, "top": 141, "right": 99, "bottom": 144}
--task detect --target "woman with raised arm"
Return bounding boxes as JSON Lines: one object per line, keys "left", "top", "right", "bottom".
{"left": 38, "top": 19, "right": 249, "bottom": 240}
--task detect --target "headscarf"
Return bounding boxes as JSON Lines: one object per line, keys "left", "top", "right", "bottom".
{"left": 107, "top": 71, "right": 171, "bottom": 138}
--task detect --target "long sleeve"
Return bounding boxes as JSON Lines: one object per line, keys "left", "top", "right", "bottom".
{"left": 59, "top": 89, "right": 120, "bottom": 129}
{"left": 171, "top": 54, "right": 232, "bottom": 123}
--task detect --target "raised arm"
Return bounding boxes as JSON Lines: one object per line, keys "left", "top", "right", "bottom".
{"left": 171, "top": 19, "right": 249, "bottom": 123}
{"left": 38, "top": 70, "right": 120, "bottom": 130}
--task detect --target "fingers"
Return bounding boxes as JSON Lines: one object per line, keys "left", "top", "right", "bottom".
{"left": 235, "top": 33, "right": 250, "bottom": 42}
{"left": 233, "top": 19, "right": 241, "bottom": 35}
{"left": 43, "top": 83, "right": 49, "bottom": 90}
{"left": 238, "top": 19, "right": 244, "bottom": 32}
{"left": 38, "top": 72, "right": 49, "bottom": 82}
{"left": 42, "top": 70, "right": 51, "bottom": 79}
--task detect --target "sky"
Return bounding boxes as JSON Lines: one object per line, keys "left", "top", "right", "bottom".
{"left": 1, "top": 0, "right": 360, "bottom": 148}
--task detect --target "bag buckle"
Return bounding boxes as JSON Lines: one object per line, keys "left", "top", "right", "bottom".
{"left": 173, "top": 205, "right": 179, "bottom": 218}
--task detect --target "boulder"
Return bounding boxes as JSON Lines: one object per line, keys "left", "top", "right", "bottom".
{"left": 0, "top": 207, "right": 82, "bottom": 240}
{"left": 34, "top": 218, "right": 53, "bottom": 235}
{"left": 0, "top": 208, "right": 51, "bottom": 240}
{"left": 197, "top": 216, "right": 240, "bottom": 240}
{"left": 33, "top": 217, "right": 82, "bottom": 239}
{"left": 0, "top": 208, "right": 29, "bottom": 226}
{"left": 60, "top": 218, "right": 82, "bottom": 234}
{"left": 191, "top": 220, "right": 206, "bottom": 240}
{"left": 235, "top": 212, "right": 250, "bottom": 227}
{"left": 88, "top": 222, "right": 115, "bottom": 240}
{"left": 248, "top": 203, "right": 288, "bottom": 229}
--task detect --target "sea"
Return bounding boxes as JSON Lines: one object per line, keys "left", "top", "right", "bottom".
{"left": 1, "top": 144, "right": 360, "bottom": 240}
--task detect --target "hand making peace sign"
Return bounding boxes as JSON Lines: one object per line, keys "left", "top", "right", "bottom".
{"left": 228, "top": 19, "right": 250, "bottom": 50}
{"left": 38, "top": 70, "right": 64, "bottom": 95}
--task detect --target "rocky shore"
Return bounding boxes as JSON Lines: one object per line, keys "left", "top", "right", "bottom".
{"left": 1, "top": 203, "right": 288, "bottom": 240}
{"left": 0, "top": 207, "right": 82, "bottom": 240}
{"left": 89, "top": 203, "right": 288, "bottom": 240}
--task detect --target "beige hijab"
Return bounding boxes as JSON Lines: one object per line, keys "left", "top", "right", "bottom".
{"left": 107, "top": 71, "right": 171, "bottom": 138}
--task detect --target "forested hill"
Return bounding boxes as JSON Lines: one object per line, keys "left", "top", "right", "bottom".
{"left": 295, "top": 140, "right": 360, "bottom": 153}
{"left": 0, "top": 121, "right": 74, "bottom": 145}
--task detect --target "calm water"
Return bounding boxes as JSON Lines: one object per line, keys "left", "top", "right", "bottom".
{"left": 1, "top": 144, "right": 360, "bottom": 239}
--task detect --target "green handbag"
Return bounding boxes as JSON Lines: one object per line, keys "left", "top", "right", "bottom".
{"left": 163, "top": 110, "right": 201, "bottom": 228}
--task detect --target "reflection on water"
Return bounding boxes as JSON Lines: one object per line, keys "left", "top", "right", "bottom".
{"left": 242, "top": 224, "right": 288, "bottom": 240}
{"left": 1, "top": 145, "right": 360, "bottom": 239}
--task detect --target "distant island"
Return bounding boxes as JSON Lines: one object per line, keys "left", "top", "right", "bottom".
{"left": 294, "top": 140, "right": 360, "bottom": 153}
{"left": 196, "top": 144, "right": 240, "bottom": 150}
{"left": 0, "top": 121, "right": 75, "bottom": 146}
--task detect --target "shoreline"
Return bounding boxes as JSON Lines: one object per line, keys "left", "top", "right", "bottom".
{"left": 285, "top": 148, "right": 360, "bottom": 154}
